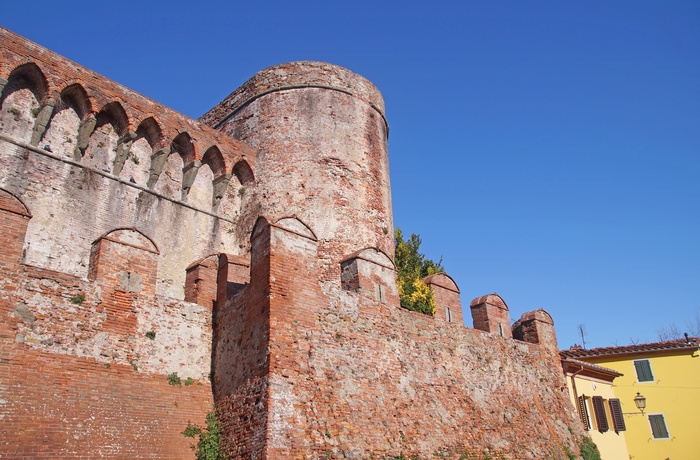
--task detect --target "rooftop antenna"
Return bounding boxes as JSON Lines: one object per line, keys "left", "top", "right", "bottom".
{"left": 578, "top": 324, "right": 587, "bottom": 349}
{"left": 685, "top": 332, "right": 690, "bottom": 344}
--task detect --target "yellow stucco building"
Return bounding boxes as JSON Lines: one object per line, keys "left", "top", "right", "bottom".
{"left": 562, "top": 336, "right": 700, "bottom": 460}
{"left": 561, "top": 357, "right": 630, "bottom": 460}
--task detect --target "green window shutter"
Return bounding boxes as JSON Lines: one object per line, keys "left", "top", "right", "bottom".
{"left": 609, "top": 398, "right": 626, "bottom": 432}
{"left": 577, "top": 396, "right": 590, "bottom": 430}
{"left": 649, "top": 414, "right": 669, "bottom": 439}
{"left": 592, "top": 396, "right": 609, "bottom": 432}
{"left": 634, "top": 360, "right": 654, "bottom": 382}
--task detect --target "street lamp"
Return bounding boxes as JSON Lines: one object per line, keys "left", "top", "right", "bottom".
{"left": 634, "top": 392, "right": 646, "bottom": 414}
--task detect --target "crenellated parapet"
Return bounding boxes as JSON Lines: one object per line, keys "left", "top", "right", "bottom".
{"left": 470, "top": 293, "right": 512, "bottom": 338}
{"left": 512, "top": 308, "right": 558, "bottom": 350}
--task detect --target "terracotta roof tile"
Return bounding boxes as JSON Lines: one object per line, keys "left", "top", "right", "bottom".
{"left": 561, "top": 337, "right": 699, "bottom": 359}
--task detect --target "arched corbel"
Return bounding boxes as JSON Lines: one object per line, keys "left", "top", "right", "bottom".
{"left": 181, "top": 160, "right": 201, "bottom": 200}
{"left": 146, "top": 147, "right": 171, "bottom": 188}
{"left": 112, "top": 131, "right": 138, "bottom": 176}
{"left": 73, "top": 114, "right": 97, "bottom": 160}
{"left": 212, "top": 173, "right": 232, "bottom": 211}
{"left": 30, "top": 98, "right": 56, "bottom": 146}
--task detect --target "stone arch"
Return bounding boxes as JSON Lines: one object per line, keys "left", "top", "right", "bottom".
{"left": 136, "top": 117, "right": 163, "bottom": 148}
{"left": 88, "top": 228, "right": 159, "bottom": 335}
{"left": 0, "top": 188, "right": 31, "bottom": 217}
{"left": 40, "top": 84, "right": 91, "bottom": 156}
{"left": 135, "top": 116, "right": 163, "bottom": 150}
{"left": 274, "top": 216, "right": 317, "bottom": 240}
{"left": 0, "top": 188, "right": 31, "bottom": 263}
{"left": 82, "top": 102, "right": 129, "bottom": 173}
{"left": 0, "top": 63, "right": 47, "bottom": 143}
{"left": 117, "top": 117, "right": 162, "bottom": 186}
{"left": 57, "top": 83, "right": 92, "bottom": 120}
{"left": 251, "top": 216, "right": 271, "bottom": 241}
{"left": 202, "top": 146, "right": 226, "bottom": 178}
{"left": 92, "top": 227, "right": 159, "bottom": 254}
{"left": 199, "top": 146, "right": 227, "bottom": 210}
{"left": 232, "top": 159, "right": 254, "bottom": 185}
{"left": 171, "top": 132, "right": 196, "bottom": 165}
{"left": 96, "top": 101, "right": 129, "bottom": 136}
{"left": 423, "top": 272, "right": 460, "bottom": 292}
{"left": 343, "top": 247, "right": 395, "bottom": 269}
{"left": 216, "top": 159, "right": 254, "bottom": 215}
{"left": 0, "top": 62, "right": 49, "bottom": 106}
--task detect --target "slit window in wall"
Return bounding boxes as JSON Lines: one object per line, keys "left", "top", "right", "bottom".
{"left": 498, "top": 323, "right": 504, "bottom": 336}
{"left": 376, "top": 284, "right": 386, "bottom": 302}
{"left": 634, "top": 359, "right": 654, "bottom": 382}
{"left": 648, "top": 414, "right": 670, "bottom": 439}
{"left": 592, "top": 396, "right": 609, "bottom": 432}
{"left": 446, "top": 307, "right": 453, "bottom": 323}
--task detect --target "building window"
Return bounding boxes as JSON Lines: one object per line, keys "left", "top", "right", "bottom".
{"left": 591, "top": 396, "right": 609, "bottom": 432}
{"left": 648, "top": 414, "right": 670, "bottom": 439}
{"left": 577, "top": 396, "right": 592, "bottom": 430}
{"left": 608, "top": 398, "right": 626, "bottom": 432}
{"left": 498, "top": 323, "right": 504, "bottom": 336}
{"left": 446, "top": 307, "right": 453, "bottom": 322}
{"left": 633, "top": 359, "right": 654, "bottom": 382}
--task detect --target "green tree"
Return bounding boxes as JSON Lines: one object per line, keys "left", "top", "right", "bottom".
{"left": 394, "top": 228, "right": 444, "bottom": 315}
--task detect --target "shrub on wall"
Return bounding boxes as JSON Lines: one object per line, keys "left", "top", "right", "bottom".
{"left": 394, "top": 228, "right": 443, "bottom": 315}
{"left": 183, "top": 410, "right": 228, "bottom": 460}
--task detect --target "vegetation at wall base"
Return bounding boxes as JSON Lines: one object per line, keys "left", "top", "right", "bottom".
{"left": 395, "top": 228, "right": 443, "bottom": 316}
{"left": 579, "top": 437, "right": 601, "bottom": 460}
{"left": 183, "top": 410, "right": 229, "bottom": 460}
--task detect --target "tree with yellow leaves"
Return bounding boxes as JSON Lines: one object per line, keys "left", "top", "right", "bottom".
{"left": 394, "top": 228, "right": 444, "bottom": 315}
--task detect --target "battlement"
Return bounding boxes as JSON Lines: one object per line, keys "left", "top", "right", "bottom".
{"left": 0, "top": 28, "right": 584, "bottom": 460}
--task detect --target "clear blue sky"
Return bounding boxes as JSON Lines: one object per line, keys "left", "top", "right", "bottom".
{"left": 4, "top": 1, "right": 699, "bottom": 349}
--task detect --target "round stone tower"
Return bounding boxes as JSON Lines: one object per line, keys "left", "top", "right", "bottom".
{"left": 202, "top": 61, "right": 393, "bottom": 280}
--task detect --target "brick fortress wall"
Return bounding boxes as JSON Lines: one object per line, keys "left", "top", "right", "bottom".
{"left": 1, "top": 28, "right": 585, "bottom": 459}
{"left": 204, "top": 65, "right": 585, "bottom": 458}
{"left": 0, "top": 27, "right": 256, "bottom": 459}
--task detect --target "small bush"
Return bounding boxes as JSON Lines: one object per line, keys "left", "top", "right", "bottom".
{"left": 168, "top": 372, "right": 182, "bottom": 386}
{"left": 183, "top": 410, "right": 228, "bottom": 459}
{"left": 145, "top": 331, "right": 156, "bottom": 340}
{"left": 185, "top": 377, "right": 194, "bottom": 386}
{"left": 70, "top": 294, "right": 85, "bottom": 305}
{"left": 580, "top": 437, "right": 601, "bottom": 460}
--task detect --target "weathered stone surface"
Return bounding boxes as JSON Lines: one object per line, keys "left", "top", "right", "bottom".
{"left": 0, "top": 27, "right": 585, "bottom": 459}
